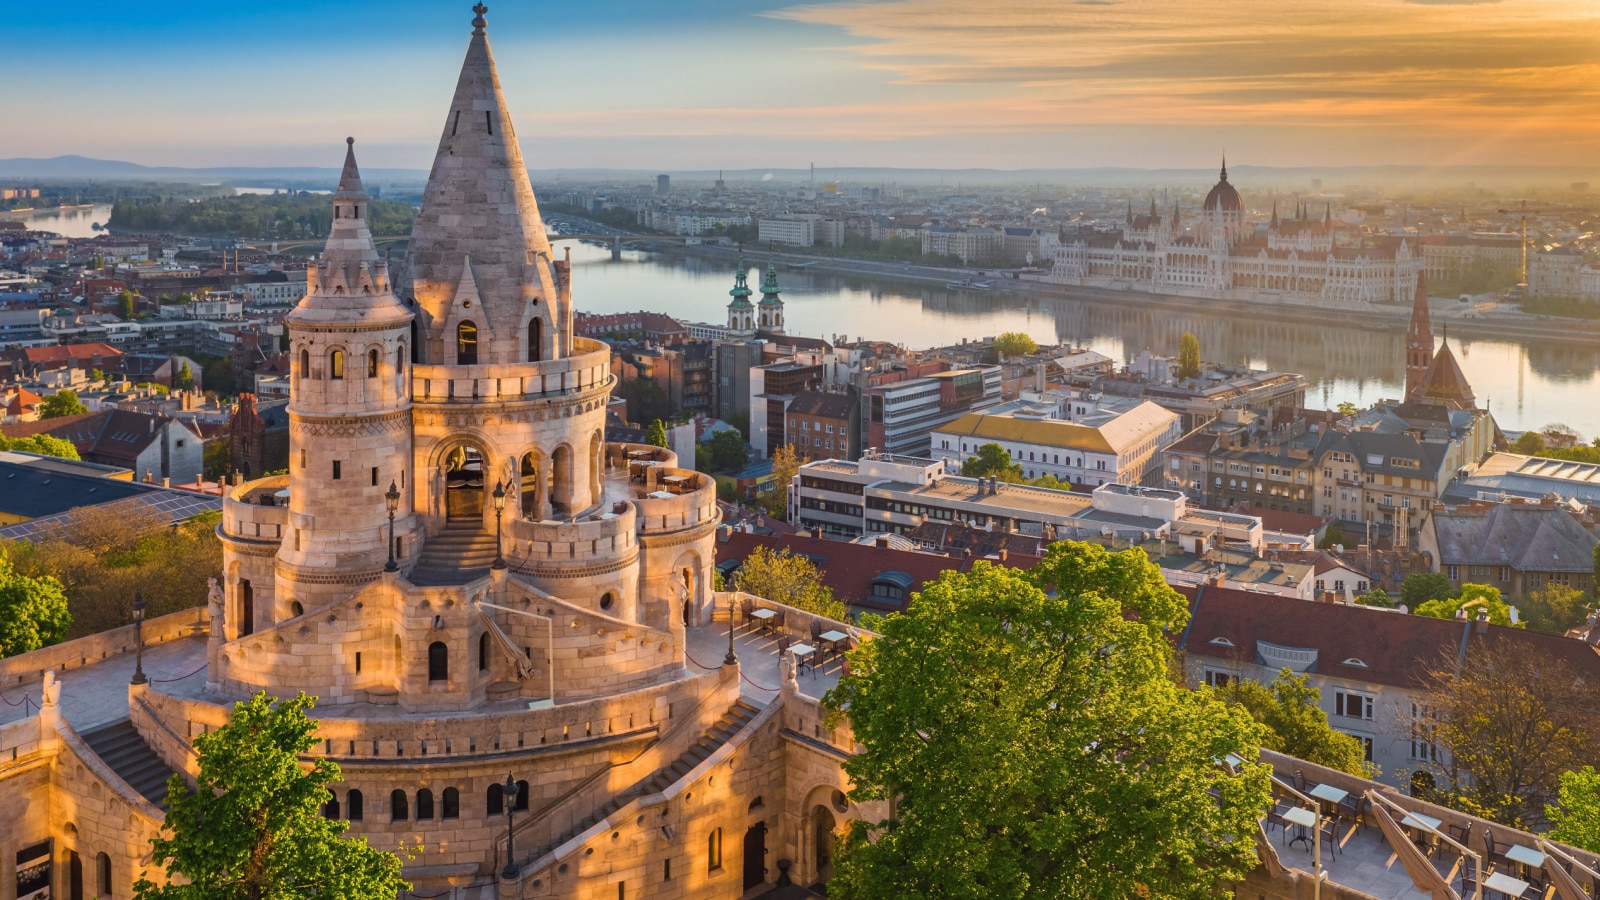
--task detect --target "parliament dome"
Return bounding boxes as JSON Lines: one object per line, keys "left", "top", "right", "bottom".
{"left": 1203, "top": 158, "right": 1242, "bottom": 213}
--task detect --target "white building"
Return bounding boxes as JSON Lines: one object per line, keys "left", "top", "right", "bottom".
{"left": 758, "top": 214, "right": 844, "bottom": 248}
{"left": 930, "top": 396, "right": 1181, "bottom": 488}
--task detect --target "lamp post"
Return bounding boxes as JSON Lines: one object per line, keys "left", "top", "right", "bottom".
{"left": 384, "top": 480, "right": 400, "bottom": 572}
{"left": 501, "top": 773, "right": 520, "bottom": 879}
{"left": 131, "top": 591, "right": 148, "bottom": 685}
{"left": 724, "top": 592, "right": 739, "bottom": 666}
{"left": 491, "top": 480, "right": 507, "bottom": 570}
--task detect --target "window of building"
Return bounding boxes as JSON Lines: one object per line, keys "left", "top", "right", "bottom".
{"left": 416, "top": 789, "right": 435, "bottom": 821}
{"left": 443, "top": 787, "right": 460, "bottom": 819}
{"left": 348, "top": 789, "right": 363, "bottom": 821}
{"left": 428, "top": 641, "right": 448, "bottom": 682}
{"left": 1335, "top": 691, "right": 1373, "bottom": 721}
{"left": 390, "top": 789, "right": 408, "bottom": 822}
{"left": 371, "top": 467, "right": 378, "bottom": 487}
{"left": 1447, "top": 565, "right": 1459, "bottom": 581}
{"left": 97, "top": 852, "right": 112, "bottom": 895}
{"left": 1203, "top": 668, "right": 1234, "bottom": 688}
{"left": 457, "top": 322, "right": 478, "bottom": 365}
{"left": 330, "top": 350, "right": 344, "bottom": 380}
{"left": 1410, "top": 702, "right": 1439, "bottom": 762}
{"left": 332, "top": 460, "right": 341, "bottom": 480}
{"left": 707, "top": 827, "right": 723, "bottom": 872}
{"left": 487, "top": 783, "right": 504, "bottom": 816}
{"left": 1499, "top": 567, "right": 1510, "bottom": 582}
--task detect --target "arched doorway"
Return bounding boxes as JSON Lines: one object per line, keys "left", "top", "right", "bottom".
{"left": 443, "top": 444, "right": 486, "bottom": 520}
{"left": 743, "top": 822, "right": 768, "bottom": 890}
{"left": 682, "top": 567, "right": 694, "bottom": 626}
{"left": 811, "top": 806, "right": 837, "bottom": 887}
{"left": 550, "top": 445, "right": 572, "bottom": 517}
{"left": 519, "top": 452, "right": 546, "bottom": 518}
{"left": 240, "top": 579, "right": 254, "bottom": 637}
{"left": 68, "top": 850, "right": 83, "bottom": 900}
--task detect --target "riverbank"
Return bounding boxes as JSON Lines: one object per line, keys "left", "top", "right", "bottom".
{"left": 644, "top": 240, "right": 1600, "bottom": 348}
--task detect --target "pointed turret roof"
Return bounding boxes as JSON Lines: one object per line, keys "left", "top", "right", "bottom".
{"left": 728, "top": 258, "right": 753, "bottom": 307}
{"left": 759, "top": 261, "right": 782, "bottom": 305}
{"left": 1408, "top": 271, "right": 1432, "bottom": 341}
{"left": 1413, "top": 335, "right": 1476, "bottom": 409}
{"left": 404, "top": 3, "right": 555, "bottom": 356}
{"left": 286, "top": 139, "right": 410, "bottom": 327}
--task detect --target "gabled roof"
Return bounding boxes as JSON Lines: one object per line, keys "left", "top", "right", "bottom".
{"left": 787, "top": 390, "right": 856, "bottom": 420}
{"left": 1426, "top": 502, "right": 1596, "bottom": 572}
{"left": 1412, "top": 341, "right": 1476, "bottom": 409}
{"left": 1, "top": 408, "right": 172, "bottom": 464}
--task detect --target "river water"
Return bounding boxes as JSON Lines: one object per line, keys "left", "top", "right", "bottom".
{"left": 556, "top": 240, "right": 1600, "bottom": 440}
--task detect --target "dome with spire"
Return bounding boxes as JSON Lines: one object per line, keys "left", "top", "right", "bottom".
{"left": 1202, "top": 157, "right": 1242, "bottom": 213}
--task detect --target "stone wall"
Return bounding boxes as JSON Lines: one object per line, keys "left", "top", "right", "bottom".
{"left": 0, "top": 606, "right": 207, "bottom": 687}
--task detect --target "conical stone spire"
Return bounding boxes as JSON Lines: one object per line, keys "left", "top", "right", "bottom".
{"left": 287, "top": 139, "right": 410, "bottom": 326}
{"left": 1404, "top": 270, "right": 1434, "bottom": 398}
{"left": 404, "top": 3, "right": 558, "bottom": 365}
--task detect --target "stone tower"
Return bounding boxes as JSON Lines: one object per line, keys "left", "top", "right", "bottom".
{"left": 757, "top": 261, "right": 785, "bottom": 335}
{"left": 278, "top": 139, "right": 418, "bottom": 615}
{"left": 1405, "top": 270, "right": 1433, "bottom": 397}
{"left": 726, "top": 257, "right": 756, "bottom": 337}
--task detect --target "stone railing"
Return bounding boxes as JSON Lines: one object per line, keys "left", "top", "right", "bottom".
{"left": 632, "top": 468, "right": 718, "bottom": 537}
{"left": 0, "top": 714, "right": 42, "bottom": 763}
{"left": 221, "top": 474, "right": 290, "bottom": 543}
{"left": 507, "top": 508, "right": 636, "bottom": 565}
{"left": 0, "top": 606, "right": 208, "bottom": 687}
{"left": 411, "top": 338, "right": 611, "bottom": 405}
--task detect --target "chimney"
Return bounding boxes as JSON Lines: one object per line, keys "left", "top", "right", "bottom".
{"left": 998, "top": 549, "right": 1008, "bottom": 563}
{"left": 162, "top": 476, "right": 170, "bottom": 487}
{"left": 875, "top": 536, "right": 889, "bottom": 549}
{"left": 1587, "top": 613, "right": 1600, "bottom": 647}
{"left": 1475, "top": 608, "right": 1490, "bottom": 634}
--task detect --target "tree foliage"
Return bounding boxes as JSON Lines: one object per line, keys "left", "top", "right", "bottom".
{"left": 1178, "top": 331, "right": 1202, "bottom": 380}
{"left": 1400, "top": 572, "right": 1457, "bottom": 608}
{"left": 1216, "top": 668, "right": 1375, "bottom": 777}
{"left": 1335, "top": 401, "right": 1360, "bottom": 417}
{"left": 0, "top": 433, "right": 81, "bottom": 460}
{"left": 38, "top": 389, "right": 88, "bottom": 419}
{"left": 109, "top": 192, "right": 415, "bottom": 239}
{"left": 616, "top": 377, "right": 672, "bottom": 427}
{"left": 0, "top": 547, "right": 71, "bottom": 657}
{"left": 1425, "top": 643, "right": 1600, "bottom": 828}
{"left": 175, "top": 360, "right": 195, "bottom": 391}
{"left": 759, "top": 443, "right": 804, "bottom": 520}
{"left": 1414, "top": 583, "right": 1519, "bottom": 627}
{"left": 134, "top": 692, "right": 410, "bottom": 900}
{"left": 645, "top": 418, "right": 669, "bottom": 448}
{"left": 993, "top": 331, "right": 1039, "bottom": 359}
{"left": 1519, "top": 584, "right": 1591, "bottom": 636}
{"left": 2, "top": 505, "right": 222, "bottom": 637}
{"left": 960, "top": 442, "right": 1023, "bottom": 482}
{"left": 117, "top": 289, "right": 137, "bottom": 320}
{"left": 695, "top": 428, "right": 748, "bottom": 474}
{"left": 731, "top": 545, "right": 847, "bottom": 621}
{"left": 1356, "top": 588, "right": 1395, "bottom": 608}
{"left": 1547, "top": 767, "right": 1600, "bottom": 854}
{"left": 826, "top": 545, "right": 1271, "bottom": 900}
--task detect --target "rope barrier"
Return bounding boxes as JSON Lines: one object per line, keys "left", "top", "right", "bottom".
{"left": 151, "top": 662, "right": 209, "bottom": 684}
{"left": 0, "top": 687, "right": 27, "bottom": 708}
{"left": 683, "top": 651, "right": 779, "bottom": 692}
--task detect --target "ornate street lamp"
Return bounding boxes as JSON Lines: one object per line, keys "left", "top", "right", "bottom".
{"left": 384, "top": 480, "right": 401, "bottom": 572}
{"left": 724, "top": 592, "right": 739, "bottom": 666}
{"left": 131, "top": 591, "right": 148, "bottom": 685}
{"left": 501, "top": 773, "right": 521, "bottom": 879}
{"left": 491, "top": 480, "right": 507, "bottom": 570}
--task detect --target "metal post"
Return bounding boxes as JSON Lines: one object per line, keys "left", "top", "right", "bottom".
{"left": 724, "top": 592, "right": 739, "bottom": 666}
{"left": 131, "top": 591, "right": 148, "bottom": 685}
{"left": 384, "top": 481, "right": 400, "bottom": 572}
{"left": 501, "top": 773, "right": 520, "bottom": 879}
{"left": 492, "top": 480, "right": 507, "bottom": 570}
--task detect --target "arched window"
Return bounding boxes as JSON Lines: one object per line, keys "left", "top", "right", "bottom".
{"left": 290, "top": 600, "right": 303, "bottom": 617}
{"left": 96, "top": 852, "right": 112, "bottom": 895}
{"left": 416, "top": 788, "right": 435, "bottom": 821}
{"left": 390, "top": 789, "right": 408, "bottom": 822}
{"left": 397, "top": 342, "right": 406, "bottom": 375}
{"left": 322, "top": 795, "right": 340, "bottom": 819}
{"left": 299, "top": 348, "right": 310, "bottom": 378}
{"left": 487, "top": 782, "right": 504, "bottom": 816}
{"left": 367, "top": 348, "right": 379, "bottom": 377}
{"left": 478, "top": 632, "right": 489, "bottom": 672}
{"left": 347, "top": 789, "right": 364, "bottom": 821}
{"left": 428, "top": 641, "right": 448, "bottom": 682}
{"left": 707, "top": 827, "right": 723, "bottom": 872}
{"left": 516, "top": 779, "right": 530, "bottom": 811}
{"left": 442, "top": 787, "right": 460, "bottom": 819}
{"left": 528, "top": 317, "right": 543, "bottom": 362}
{"left": 329, "top": 349, "right": 344, "bottom": 380}
{"left": 457, "top": 321, "right": 478, "bottom": 365}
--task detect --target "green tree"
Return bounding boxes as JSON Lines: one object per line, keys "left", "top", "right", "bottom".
{"left": 135, "top": 692, "right": 410, "bottom": 900}
{"left": 37, "top": 389, "right": 88, "bottom": 419}
{"left": 1548, "top": 767, "right": 1600, "bottom": 853}
{"left": 89, "top": 367, "right": 106, "bottom": 382}
{"left": 992, "top": 331, "right": 1038, "bottom": 359}
{"left": 1519, "top": 584, "right": 1591, "bottom": 636}
{"left": 1335, "top": 401, "right": 1360, "bottom": 417}
{"left": 0, "top": 433, "right": 81, "bottom": 460}
{"left": 0, "top": 548, "right": 71, "bottom": 657}
{"left": 1415, "top": 583, "right": 1519, "bottom": 627}
{"left": 1216, "top": 668, "right": 1375, "bottom": 777}
{"left": 731, "top": 545, "right": 847, "bottom": 620}
{"left": 1178, "top": 331, "right": 1202, "bottom": 380}
{"left": 117, "top": 289, "right": 137, "bottom": 319}
{"left": 174, "top": 360, "right": 195, "bottom": 391}
{"left": 960, "top": 442, "right": 1023, "bottom": 482}
{"left": 695, "top": 429, "right": 747, "bottom": 473}
{"left": 1512, "top": 431, "right": 1546, "bottom": 455}
{"left": 826, "top": 547, "right": 1270, "bottom": 900}
{"left": 645, "top": 418, "right": 669, "bottom": 448}
{"left": 1401, "top": 572, "right": 1458, "bottom": 608}
{"left": 204, "top": 438, "right": 232, "bottom": 481}
{"left": 1317, "top": 523, "right": 1347, "bottom": 550}
{"left": 1356, "top": 587, "right": 1395, "bottom": 608}
{"left": 759, "top": 443, "right": 803, "bottom": 520}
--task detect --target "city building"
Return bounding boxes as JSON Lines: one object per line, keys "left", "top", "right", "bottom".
{"left": 758, "top": 214, "right": 844, "bottom": 248}
{"left": 749, "top": 359, "right": 821, "bottom": 456}
{"left": 226, "top": 392, "right": 290, "bottom": 479}
{"left": 931, "top": 396, "right": 1181, "bottom": 488}
{"left": 922, "top": 225, "right": 1002, "bottom": 263}
{"left": 861, "top": 365, "right": 1002, "bottom": 457}
{"left": 783, "top": 388, "right": 860, "bottom": 461}
{"left": 1418, "top": 498, "right": 1597, "bottom": 596}
{"left": 0, "top": 408, "right": 204, "bottom": 484}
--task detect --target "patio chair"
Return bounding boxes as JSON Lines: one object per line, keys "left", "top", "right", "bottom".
{"left": 1266, "top": 805, "right": 1288, "bottom": 843}
{"left": 1319, "top": 819, "right": 1341, "bottom": 860}
{"left": 810, "top": 621, "right": 823, "bottom": 642}
{"left": 1484, "top": 831, "right": 1513, "bottom": 870}
{"left": 740, "top": 598, "right": 755, "bottom": 628}
{"left": 772, "top": 610, "right": 787, "bottom": 632}
{"left": 1460, "top": 871, "right": 1479, "bottom": 899}
{"left": 776, "top": 634, "right": 792, "bottom": 656}
{"left": 1447, "top": 819, "right": 1472, "bottom": 847}
{"left": 1337, "top": 796, "right": 1366, "bottom": 835}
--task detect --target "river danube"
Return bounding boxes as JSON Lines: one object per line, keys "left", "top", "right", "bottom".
{"left": 557, "top": 240, "right": 1600, "bottom": 440}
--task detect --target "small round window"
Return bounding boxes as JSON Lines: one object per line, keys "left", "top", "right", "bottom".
{"left": 599, "top": 592, "right": 616, "bottom": 611}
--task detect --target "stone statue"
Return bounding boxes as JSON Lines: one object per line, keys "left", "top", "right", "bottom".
{"left": 206, "top": 577, "right": 225, "bottom": 635}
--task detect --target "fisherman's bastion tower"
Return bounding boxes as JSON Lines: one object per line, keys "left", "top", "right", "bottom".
{"left": 0, "top": 7, "right": 864, "bottom": 900}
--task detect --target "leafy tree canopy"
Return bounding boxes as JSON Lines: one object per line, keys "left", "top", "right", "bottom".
{"left": 1400, "top": 572, "right": 1458, "bottom": 608}
{"left": 993, "top": 331, "right": 1039, "bottom": 359}
{"left": 759, "top": 443, "right": 804, "bottom": 520}
{"left": 731, "top": 545, "right": 847, "bottom": 621}
{"left": 826, "top": 547, "right": 1270, "bottom": 900}
{"left": 0, "top": 433, "right": 80, "bottom": 460}
{"left": 175, "top": 360, "right": 195, "bottom": 391}
{"left": 0, "top": 548, "right": 71, "bottom": 657}
{"left": 1548, "top": 766, "right": 1600, "bottom": 854}
{"left": 1519, "top": 584, "right": 1591, "bottom": 636}
{"left": 135, "top": 692, "right": 410, "bottom": 900}
{"left": 960, "top": 442, "right": 1023, "bottom": 482}
{"left": 645, "top": 418, "right": 669, "bottom": 448}
{"left": 38, "top": 389, "right": 88, "bottom": 419}
{"left": 1335, "top": 401, "right": 1360, "bottom": 417}
{"left": 1356, "top": 588, "right": 1395, "bottom": 609}
{"left": 1415, "top": 583, "right": 1520, "bottom": 627}
{"left": 1178, "top": 331, "right": 1202, "bottom": 380}
{"left": 695, "top": 428, "right": 748, "bottom": 473}
{"left": 1216, "top": 668, "right": 1376, "bottom": 777}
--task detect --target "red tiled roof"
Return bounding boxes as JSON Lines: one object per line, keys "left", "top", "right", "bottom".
{"left": 1176, "top": 584, "right": 1600, "bottom": 690}
{"left": 1225, "top": 502, "right": 1329, "bottom": 535}
{"left": 1, "top": 409, "right": 169, "bottom": 464}
{"left": 20, "top": 343, "right": 121, "bottom": 364}
{"left": 5, "top": 387, "right": 42, "bottom": 417}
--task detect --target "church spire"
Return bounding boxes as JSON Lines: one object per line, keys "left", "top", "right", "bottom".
{"left": 1220, "top": 154, "right": 1228, "bottom": 181}
{"left": 1404, "top": 270, "right": 1434, "bottom": 398}
{"left": 1270, "top": 199, "right": 1278, "bottom": 228}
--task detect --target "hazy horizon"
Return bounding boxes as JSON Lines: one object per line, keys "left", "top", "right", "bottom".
{"left": 8, "top": 0, "right": 1600, "bottom": 173}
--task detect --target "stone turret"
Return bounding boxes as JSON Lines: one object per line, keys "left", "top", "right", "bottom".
{"left": 727, "top": 258, "right": 755, "bottom": 337}
{"left": 757, "top": 261, "right": 784, "bottom": 336}
{"left": 403, "top": 2, "right": 564, "bottom": 366}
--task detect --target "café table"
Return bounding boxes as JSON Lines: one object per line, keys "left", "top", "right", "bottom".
{"left": 1485, "top": 871, "right": 1530, "bottom": 900}
{"left": 791, "top": 642, "right": 817, "bottom": 675}
{"left": 750, "top": 608, "right": 777, "bottom": 633}
{"left": 1283, "top": 806, "right": 1317, "bottom": 851}
{"left": 818, "top": 629, "right": 849, "bottom": 658}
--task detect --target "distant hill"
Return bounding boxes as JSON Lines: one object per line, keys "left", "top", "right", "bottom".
{"left": 0, "top": 155, "right": 427, "bottom": 186}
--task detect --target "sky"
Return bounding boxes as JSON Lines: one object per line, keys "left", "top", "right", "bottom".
{"left": 5, "top": 0, "right": 1600, "bottom": 171}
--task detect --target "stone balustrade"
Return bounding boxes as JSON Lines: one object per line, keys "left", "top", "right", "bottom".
{"left": 507, "top": 507, "right": 637, "bottom": 565}
{"left": 411, "top": 338, "right": 612, "bottom": 405}
{"left": 0, "top": 607, "right": 207, "bottom": 687}
{"left": 632, "top": 467, "right": 718, "bottom": 537}
{"left": 220, "top": 474, "right": 291, "bottom": 544}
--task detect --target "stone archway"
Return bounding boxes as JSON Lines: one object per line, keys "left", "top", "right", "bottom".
{"left": 519, "top": 451, "right": 549, "bottom": 519}
{"left": 441, "top": 442, "right": 487, "bottom": 520}
{"left": 672, "top": 549, "right": 703, "bottom": 627}
{"left": 550, "top": 444, "right": 573, "bottom": 517}
{"left": 810, "top": 805, "right": 837, "bottom": 887}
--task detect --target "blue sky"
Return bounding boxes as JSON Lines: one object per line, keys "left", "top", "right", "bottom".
{"left": 7, "top": 0, "right": 1599, "bottom": 170}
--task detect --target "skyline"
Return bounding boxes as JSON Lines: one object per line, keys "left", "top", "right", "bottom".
{"left": 6, "top": 0, "right": 1600, "bottom": 171}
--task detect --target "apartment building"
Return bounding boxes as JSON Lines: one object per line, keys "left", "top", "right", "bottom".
{"left": 862, "top": 366, "right": 1002, "bottom": 457}
{"left": 931, "top": 396, "right": 1180, "bottom": 488}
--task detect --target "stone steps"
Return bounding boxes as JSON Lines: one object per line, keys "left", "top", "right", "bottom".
{"left": 80, "top": 719, "right": 178, "bottom": 810}
{"left": 409, "top": 522, "right": 500, "bottom": 586}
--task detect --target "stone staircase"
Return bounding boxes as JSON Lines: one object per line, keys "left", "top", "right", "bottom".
{"left": 80, "top": 719, "right": 178, "bottom": 810}
{"left": 409, "top": 520, "right": 499, "bottom": 585}
{"left": 517, "top": 700, "right": 763, "bottom": 870}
